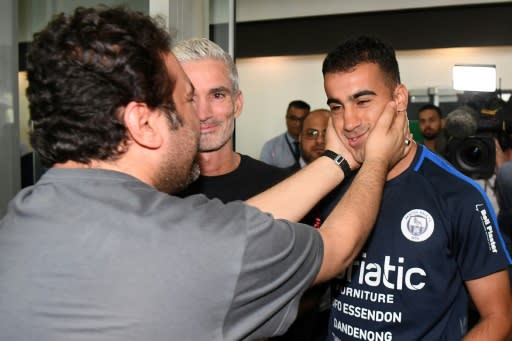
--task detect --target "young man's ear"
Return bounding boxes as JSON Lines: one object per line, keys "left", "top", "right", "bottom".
{"left": 394, "top": 84, "right": 409, "bottom": 112}
{"left": 123, "top": 101, "right": 163, "bottom": 149}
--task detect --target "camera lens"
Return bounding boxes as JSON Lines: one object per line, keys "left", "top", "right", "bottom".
{"left": 461, "top": 143, "right": 484, "bottom": 167}
{"left": 448, "top": 136, "right": 496, "bottom": 179}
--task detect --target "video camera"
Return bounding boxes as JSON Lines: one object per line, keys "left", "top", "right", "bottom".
{"left": 443, "top": 91, "right": 512, "bottom": 179}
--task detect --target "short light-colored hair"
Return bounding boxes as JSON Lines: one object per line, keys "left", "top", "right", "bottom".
{"left": 173, "top": 38, "right": 239, "bottom": 93}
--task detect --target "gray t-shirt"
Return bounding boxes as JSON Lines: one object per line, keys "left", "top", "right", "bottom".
{"left": 0, "top": 168, "right": 323, "bottom": 340}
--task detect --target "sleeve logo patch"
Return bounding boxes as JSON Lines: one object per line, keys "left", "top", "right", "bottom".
{"left": 401, "top": 209, "right": 434, "bottom": 242}
{"left": 475, "top": 204, "right": 498, "bottom": 253}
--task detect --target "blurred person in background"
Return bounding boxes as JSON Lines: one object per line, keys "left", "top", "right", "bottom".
{"left": 418, "top": 103, "right": 446, "bottom": 154}
{"left": 260, "top": 100, "right": 310, "bottom": 168}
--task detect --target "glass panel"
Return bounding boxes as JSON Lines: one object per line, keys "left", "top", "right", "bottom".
{"left": 0, "top": 0, "right": 19, "bottom": 216}
{"left": 209, "top": 0, "right": 229, "bottom": 51}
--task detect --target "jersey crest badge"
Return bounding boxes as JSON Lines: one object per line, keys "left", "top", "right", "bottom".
{"left": 401, "top": 209, "right": 434, "bottom": 242}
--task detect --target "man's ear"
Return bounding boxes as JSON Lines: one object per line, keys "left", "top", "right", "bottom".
{"left": 123, "top": 101, "right": 163, "bottom": 149}
{"left": 394, "top": 84, "right": 409, "bottom": 112}
{"left": 234, "top": 91, "right": 244, "bottom": 119}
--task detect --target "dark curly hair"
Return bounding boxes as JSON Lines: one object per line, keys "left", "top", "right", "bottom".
{"left": 27, "top": 6, "right": 177, "bottom": 166}
{"left": 322, "top": 36, "right": 401, "bottom": 89}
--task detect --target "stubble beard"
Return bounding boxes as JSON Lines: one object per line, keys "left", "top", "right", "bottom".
{"left": 302, "top": 148, "right": 319, "bottom": 164}
{"left": 199, "top": 116, "right": 235, "bottom": 153}
{"left": 157, "top": 125, "right": 201, "bottom": 194}
{"left": 422, "top": 131, "right": 438, "bottom": 141}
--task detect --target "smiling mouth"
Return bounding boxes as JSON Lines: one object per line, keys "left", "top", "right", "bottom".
{"left": 345, "top": 128, "right": 370, "bottom": 147}
{"left": 200, "top": 123, "right": 217, "bottom": 132}
{"left": 347, "top": 135, "right": 363, "bottom": 147}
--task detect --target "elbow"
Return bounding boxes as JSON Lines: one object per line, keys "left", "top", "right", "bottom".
{"left": 315, "top": 229, "right": 366, "bottom": 284}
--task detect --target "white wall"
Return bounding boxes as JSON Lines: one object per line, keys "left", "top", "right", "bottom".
{"left": 209, "top": 0, "right": 512, "bottom": 24}
{"left": 235, "top": 46, "right": 512, "bottom": 159}
{"left": 236, "top": 0, "right": 512, "bottom": 21}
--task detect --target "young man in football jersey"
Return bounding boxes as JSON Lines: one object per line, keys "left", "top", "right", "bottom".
{"left": 322, "top": 36, "right": 512, "bottom": 341}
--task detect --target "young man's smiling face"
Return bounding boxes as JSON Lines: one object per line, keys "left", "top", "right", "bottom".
{"left": 324, "top": 62, "right": 406, "bottom": 164}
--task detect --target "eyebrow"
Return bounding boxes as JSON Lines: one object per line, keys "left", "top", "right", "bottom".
{"left": 326, "top": 97, "right": 341, "bottom": 106}
{"left": 349, "top": 89, "right": 377, "bottom": 100}
{"left": 326, "top": 89, "right": 377, "bottom": 106}
{"left": 209, "top": 86, "right": 231, "bottom": 95}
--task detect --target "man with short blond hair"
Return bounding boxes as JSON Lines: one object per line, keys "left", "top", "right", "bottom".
{"left": 174, "top": 38, "right": 291, "bottom": 202}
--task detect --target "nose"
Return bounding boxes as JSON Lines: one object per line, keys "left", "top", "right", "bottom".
{"left": 195, "top": 96, "right": 212, "bottom": 122}
{"left": 316, "top": 133, "right": 326, "bottom": 145}
{"left": 343, "top": 107, "right": 361, "bottom": 132}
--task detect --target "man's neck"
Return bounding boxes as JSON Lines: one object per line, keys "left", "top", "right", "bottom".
{"left": 423, "top": 138, "right": 436, "bottom": 152}
{"left": 197, "top": 144, "right": 241, "bottom": 176}
{"left": 386, "top": 142, "right": 418, "bottom": 180}
{"left": 286, "top": 131, "right": 298, "bottom": 141}
{"left": 53, "top": 159, "right": 120, "bottom": 171}
{"left": 53, "top": 152, "right": 157, "bottom": 188}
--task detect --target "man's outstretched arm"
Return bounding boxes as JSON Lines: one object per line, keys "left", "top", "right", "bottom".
{"left": 247, "top": 102, "right": 410, "bottom": 284}
{"left": 314, "top": 102, "right": 407, "bottom": 284}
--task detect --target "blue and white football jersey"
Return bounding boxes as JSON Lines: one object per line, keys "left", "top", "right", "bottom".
{"left": 324, "top": 144, "right": 511, "bottom": 341}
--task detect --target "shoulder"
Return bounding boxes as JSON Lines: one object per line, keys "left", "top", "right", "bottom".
{"left": 413, "top": 145, "right": 482, "bottom": 195}
{"left": 263, "top": 133, "right": 286, "bottom": 146}
{"left": 409, "top": 146, "right": 494, "bottom": 219}
{"left": 174, "top": 177, "right": 203, "bottom": 198}
{"left": 171, "top": 195, "right": 255, "bottom": 229}
{"left": 497, "top": 160, "right": 512, "bottom": 180}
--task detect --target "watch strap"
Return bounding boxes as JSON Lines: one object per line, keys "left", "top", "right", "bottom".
{"left": 322, "top": 150, "right": 352, "bottom": 178}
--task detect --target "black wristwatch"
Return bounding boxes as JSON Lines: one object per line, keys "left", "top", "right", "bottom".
{"left": 322, "top": 150, "right": 352, "bottom": 178}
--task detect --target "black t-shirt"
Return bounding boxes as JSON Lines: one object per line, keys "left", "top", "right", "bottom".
{"left": 177, "top": 154, "right": 293, "bottom": 203}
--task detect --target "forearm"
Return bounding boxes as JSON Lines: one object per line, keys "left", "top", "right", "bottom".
{"left": 464, "top": 270, "right": 512, "bottom": 341}
{"left": 314, "top": 157, "right": 387, "bottom": 284}
{"left": 246, "top": 156, "right": 344, "bottom": 222}
{"left": 462, "top": 314, "right": 512, "bottom": 341}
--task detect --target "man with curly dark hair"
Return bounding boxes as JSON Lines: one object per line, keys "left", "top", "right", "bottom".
{"left": 0, "top": 7, "right": 410, "bottom": 341}
{"left": 25, "top": 6, "right": 197, "bottom": 193}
